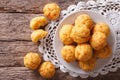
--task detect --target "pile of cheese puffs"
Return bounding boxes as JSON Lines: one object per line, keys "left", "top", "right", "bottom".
{"left": 59, "top": 14, "right": 112, "bottom": 71}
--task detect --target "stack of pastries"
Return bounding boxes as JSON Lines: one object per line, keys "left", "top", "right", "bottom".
{"left": 59, "top": 14, "right": 112, "bottom": 71}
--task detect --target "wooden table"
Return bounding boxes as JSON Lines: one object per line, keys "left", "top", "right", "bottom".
{"left": 0, "top": 0, "right": 120, "bottom": 80}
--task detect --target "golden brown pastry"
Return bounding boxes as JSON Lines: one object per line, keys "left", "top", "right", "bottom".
{"left": 78, "top": 53, "right": 97, "bottom": 71}
{"left": 75, "top": 24, "right": 90, "bottom": 37}
{"left": 94, "top": 44, "right": 112, "bottom": 58}
{"left": 93, "top": 23, "right": 110, "bottom": 37}
{"left": 75, "top": 44, "right": 93, "bottom": 61}
{"left": 71, "top": 36, "right": 90, "bottom": 44}
{"left": 30, "top": 16, "right": 48, "bottom": 30}
{"left": 31, "top": 29, "right": 48, "bottom": 42}
{"left": 75, "top": 14, "right": 94, "bottom": 30}
{"left": 38, "top": 62, "right": 55, "bottom": 78}
{"left": 24, "top": 52, "right": 41, "bottom": 70}
{"left": 70, "top": 26, "right": 90, "bottom": 43}
{"left": 59, "top": 24, "right": 74, "bottom": 45}
{"left": 90, "top": 32, "right": 107, "bottom": 50}
{"left": 43, "top": 3, "right": 60, "bottom": 20}
{"left": 61, "top": 45, "right": 75, "bottom": 62}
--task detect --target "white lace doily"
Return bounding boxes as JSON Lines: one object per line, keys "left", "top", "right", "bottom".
{"left": 39, "top": 0, "right": 120, "bottom": 78}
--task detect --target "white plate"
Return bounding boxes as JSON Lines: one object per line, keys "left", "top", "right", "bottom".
{"left": 53, "top": 10, "right": 115, "bottom": 74}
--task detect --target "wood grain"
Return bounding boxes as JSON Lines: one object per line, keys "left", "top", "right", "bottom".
{"left": 0, "top": 41, "right": 39, "bottom": 67}
{"left": 0, "top": 13, "right": 40, "bottom": 41}
{"left": 0, "top": 67, "right": 120, "bottom": 80}
{"left": 0, "top": 67, "right": 45, "bottom": 80}
{"left": 0, "top": 0, "right": 86, "bottom": 13}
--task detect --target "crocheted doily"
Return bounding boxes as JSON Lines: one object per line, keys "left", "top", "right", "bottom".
{"left": 39, "top": 0, "right": 120, "bottom": 78}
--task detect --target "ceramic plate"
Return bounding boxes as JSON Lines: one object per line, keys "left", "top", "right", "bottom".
{"left": 53, "top": 10, "right": 115, "bottom": 74}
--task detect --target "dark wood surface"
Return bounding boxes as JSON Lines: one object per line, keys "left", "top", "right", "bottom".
{"left": 0, "top": 0, "right": 120, "bottom": 80}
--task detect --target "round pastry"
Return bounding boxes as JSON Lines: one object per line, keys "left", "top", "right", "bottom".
{"left": 90, "top": 32, "right": 107, "bottom": 50}
{"left": 24, "top": 52, "right": 41, "bottom": 70}
{"left": 71, "top": 35, "right": 90, "bottom": 44}
{"left": 94, "top": 44, "right": 112, "bottom": 58}
{"left": 43, "top": 3, "right": 60, "bottom": 20}
{"left": 75, "top": 14, "right": 94, "bottom": 30}
{"left": 59, "top": 24, "right": 74, "bottom": 45}
{"left": 74, "top": 24, "right": 90, "bottom": 37}
{"left": 70, "top": 26, "right": 90, "bottom": 43}
{"left": 61, "top": 45, "right": 75, "bottom": 62}
{"left": 75, "top": 44, "right": 93, "bottom": 61}
{"left": 93, "top": 23, "right": 110, "bottom": 37}
{"left": 31, "top": 29, "right": 48, "bottom": 42}
{"left": 38, "top": 62, "right": 55, "bottom": 78}
{"left": 30, "top": 16, "right": 48, "bottom": 30}
{"left": 78, "top": 53, "right": 97, "bottom": 71}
